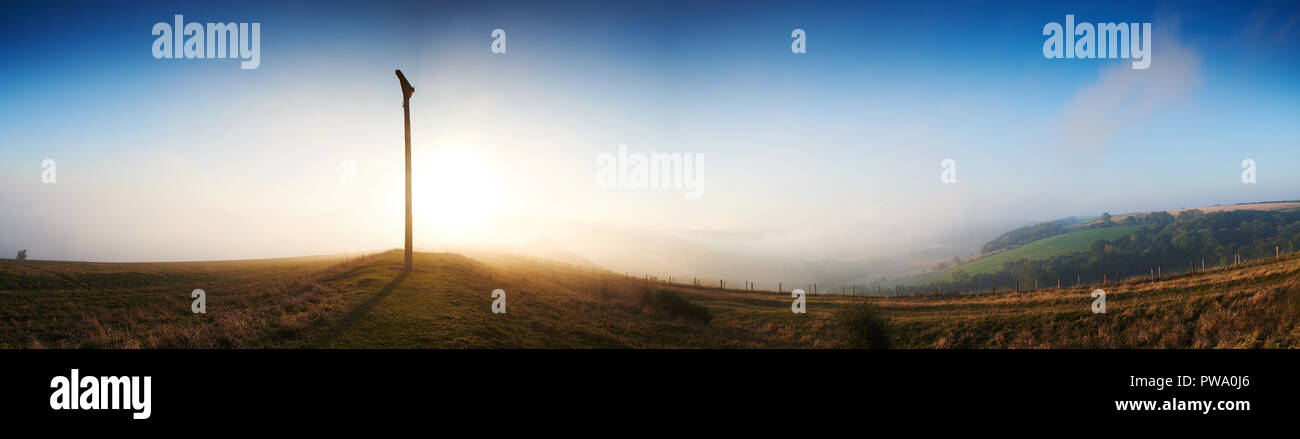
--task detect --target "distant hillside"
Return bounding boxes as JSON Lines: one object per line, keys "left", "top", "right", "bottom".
{"left": 904, "top": 226, "right": 1135, "bottom": 285}
{"left": 1087, "top": 201, "right": 1300, "bottom": 226}
{"left": 958, "top": 226, "right": 1140, "bottom": 275}
{"left": 903, "top": 201, "right": 1300, "bottom": 287}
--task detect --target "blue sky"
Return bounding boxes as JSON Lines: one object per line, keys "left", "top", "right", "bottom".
{"left": 1, "top": 0, "right": 1298, "bottom": 272}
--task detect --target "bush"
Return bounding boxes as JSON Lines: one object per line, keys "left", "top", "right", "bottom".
{"left": 836, "top": 303, "right": 890, "bottom": 349}
{"left": 639, "top": 289, "right": 712, "bottom": 324}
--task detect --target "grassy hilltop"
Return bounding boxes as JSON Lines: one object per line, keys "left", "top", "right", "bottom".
{"left": 3, "top": 249, "right": 1300, "bottom": 348}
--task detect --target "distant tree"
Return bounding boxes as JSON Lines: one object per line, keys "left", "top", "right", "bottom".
{"left": 1101, "top": 212, "right": 1112, "bottom": 223}
{"left": 949, "top": 269, "right": 970, "bottom": 284}
{"left": 15, "top": 249, "right": 26, "bottom": 260}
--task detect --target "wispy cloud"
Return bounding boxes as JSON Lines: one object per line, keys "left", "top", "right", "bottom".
{"left": 1056, "top": 19, "right": 1202, "bottom": 154}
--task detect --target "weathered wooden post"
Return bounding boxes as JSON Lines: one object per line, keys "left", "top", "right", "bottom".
{"left": 395, "top": 70, "right": 415, "bottom": 272}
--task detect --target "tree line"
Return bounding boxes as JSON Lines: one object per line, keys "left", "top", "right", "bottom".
{"left": 943, "top": 209, "right": 1300, "bottom": 292}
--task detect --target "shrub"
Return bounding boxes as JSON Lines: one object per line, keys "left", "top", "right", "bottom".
{"left": 836, "top": 302, "right": 890, "bottom": 349}
{"left": 639, "top": 289, "right": 712, "bottom": 324}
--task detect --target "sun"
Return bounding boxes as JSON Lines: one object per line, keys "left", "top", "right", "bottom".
{"left": 412, "top": 146, "right": 499, "bottom": 237}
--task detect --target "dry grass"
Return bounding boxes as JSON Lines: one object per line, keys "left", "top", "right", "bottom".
{"left": 3, "top": 250, "right": 1300, "bottom": 348}
{"left": 0, "top": 252, "right": 383, "bottom": 348}
{"left": 877, "top": 253, "right": 1300, "bottom": 348}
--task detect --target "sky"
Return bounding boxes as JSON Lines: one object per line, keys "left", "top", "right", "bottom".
{"left": 1, "top": 0, "right": 1298, "bottom": 283}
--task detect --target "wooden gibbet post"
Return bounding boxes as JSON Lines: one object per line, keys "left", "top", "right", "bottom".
{"left": 395, "top": 70, "right": 416, "bottom": 272}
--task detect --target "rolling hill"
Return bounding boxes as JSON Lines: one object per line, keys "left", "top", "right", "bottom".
{"left": 4, "top": 248, "right": 1300, "bottom": 348}
{"left": 905, "top": 225, "right": 1140, "bottom": 285}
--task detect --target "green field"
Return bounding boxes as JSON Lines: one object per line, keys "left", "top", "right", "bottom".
{"left": 908, "top": 225, "right": 1140, "bottom": 284}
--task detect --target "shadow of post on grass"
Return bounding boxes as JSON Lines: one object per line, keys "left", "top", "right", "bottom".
{"left": 312, "top": 270, "right": 409, "bottom": 347}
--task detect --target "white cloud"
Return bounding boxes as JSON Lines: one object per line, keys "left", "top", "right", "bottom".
{"left": 1056, "top": 20, "right": 1202, "bottom": 154}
